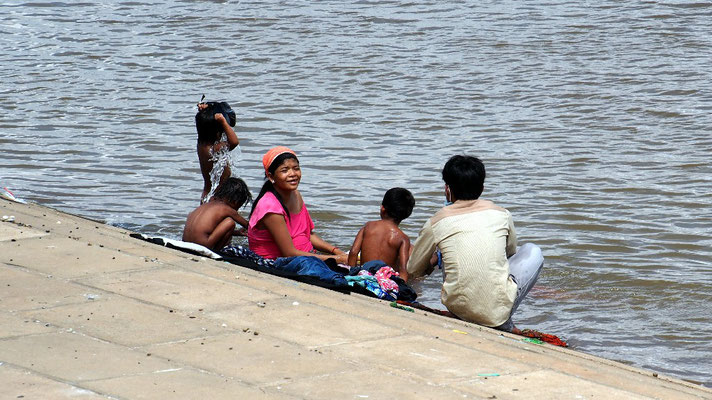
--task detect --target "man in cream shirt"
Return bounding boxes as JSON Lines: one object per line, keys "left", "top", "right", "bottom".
{"left": 407, "top": 155, "right": 543, "bottom": 332}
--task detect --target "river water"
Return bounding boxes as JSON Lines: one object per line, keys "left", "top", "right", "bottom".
{"left": 1, "top": 0, "right": 710, "bottom": 387}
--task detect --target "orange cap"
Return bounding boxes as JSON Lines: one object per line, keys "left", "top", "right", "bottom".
{"left": 262, "top": 146, "right": 296, "bottom": 174}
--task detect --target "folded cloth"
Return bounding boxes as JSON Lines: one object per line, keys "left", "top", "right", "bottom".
{"left": 129, "top": 233, "right": 221, "bottom": 259}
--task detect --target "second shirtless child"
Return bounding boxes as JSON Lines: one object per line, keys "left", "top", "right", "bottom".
{"left": 347, "top": 188, "right": 415, "bottom": 281}
{"left": 183, "top": 177, "right": 251, "bottom": 251}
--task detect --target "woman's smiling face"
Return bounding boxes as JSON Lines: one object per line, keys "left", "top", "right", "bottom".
{"left": 270, "top": 158, "right": 301, "bottom": 192}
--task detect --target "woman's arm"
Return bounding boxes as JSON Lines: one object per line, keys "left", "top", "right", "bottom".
{"left": 214, "top": 113, "right": 239, "bottom": 150}
{"left": 310, "top": 232, "right": 348, "bottom": 263}
{"left": 310, "top": 232, "right": 343, "bottom": 255}
{"left": 262, "top": 213, "right": 340, "bottom": 261}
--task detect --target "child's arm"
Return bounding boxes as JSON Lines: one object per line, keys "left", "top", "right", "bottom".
{"left": 226, "top": 208, "right": 248, "bottom": 229}
{"left": 347, "top": 227, "right": 365, "bottom": 267}
{"left": 234, "top": 213, "right": 248, "bottom": 229}
{"left": 396, "top": 236, "right": 411, "bottom": 281}
{"left": 232, "top": 214, "right": 248, "bottom": 235}
{"left": 214, "top": 113, "right": 239, "bottom": 150}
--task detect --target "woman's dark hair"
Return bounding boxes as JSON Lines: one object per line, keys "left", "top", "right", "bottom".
{"left": 442, "top": 155, "right": 486, "bottom": 200}
{"left": 250, "top": 152, "right": 299, "bottom": 220}
{"left": 195, "top": 107, "right": 220, "bottom": 144}
{"left": 213, "top": 177, "right": 252, "bottom": 207}
{"left": 382, "top": 187, "right": 415, "bottom": 223}
{"left": 195, "top": 102, "right": 235, "bottom": 144}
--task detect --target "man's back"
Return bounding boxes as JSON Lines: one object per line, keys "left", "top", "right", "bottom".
{"left": 408, "top": 199, "right": 517, "bottom": 326}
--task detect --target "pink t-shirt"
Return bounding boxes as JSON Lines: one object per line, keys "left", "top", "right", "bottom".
{"left": 247, "top": 191, "right": 315, "bottom": 259}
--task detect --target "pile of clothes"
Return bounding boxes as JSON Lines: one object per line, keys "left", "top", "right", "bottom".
{"left": 219, "top": 245, "right": 416, "bottom": 301}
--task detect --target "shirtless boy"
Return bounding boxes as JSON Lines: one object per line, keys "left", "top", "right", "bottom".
{"left": 183, "top": 177, "right": 252, "bottom": 251}
{"left": 195, "top": 101, "right": 240, "bottom": 203}
{"left": 347, "top": 188, "right": 415, "bottom": 280}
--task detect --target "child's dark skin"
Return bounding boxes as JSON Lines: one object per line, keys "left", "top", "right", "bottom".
{"left": 182, "top": 198, "right": 248, "bottom": 251}
{"left": 347, "top": 205, "right": 411, "bottom": 281}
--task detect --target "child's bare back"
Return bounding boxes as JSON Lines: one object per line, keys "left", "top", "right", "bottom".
{"left": 353, "top": 220, "right": 410, "bottom": 277}
{"left": 182, "top": 177, "right": 251, "bottom": 251}
{"left": 347, "top": 188, "right": 415, "bottom": 281}
{"left": 183, "top": 200, "right": 240, "bottom": 251}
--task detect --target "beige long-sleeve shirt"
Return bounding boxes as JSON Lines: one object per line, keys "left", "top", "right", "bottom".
{"left": 407, "top": 199, "right": 518, "bottom": 327}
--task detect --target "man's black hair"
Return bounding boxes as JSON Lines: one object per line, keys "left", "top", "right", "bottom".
{"left": 442, "top": 155, "right": 486, "bottom": 200}
{"left": 250, "top": 152, "right": 299, "bottom": 220}
{"left": 382, "top": 187, "right": 415, "bottom": 223}
{"left": 213, "top": 177, "right": 252, "bottom": 208}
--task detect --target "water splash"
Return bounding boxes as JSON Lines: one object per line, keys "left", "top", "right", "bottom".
{"left": 204, "top": 133, "right": 240, "bottom": 203}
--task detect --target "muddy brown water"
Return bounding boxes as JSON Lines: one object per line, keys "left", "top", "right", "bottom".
{"left": 1, "top": 0, "right": 710, "bottom": 387}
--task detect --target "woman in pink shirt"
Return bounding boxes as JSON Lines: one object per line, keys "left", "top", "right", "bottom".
{"left": 247, "top": 146, "right": 347, "bottom": 262}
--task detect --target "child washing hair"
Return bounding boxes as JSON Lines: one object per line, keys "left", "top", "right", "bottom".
{"left": 347, "top": 187, "right": 415, "bottom": 281}
{"left": 195, "top": 100, "right": 240, "bottom": 203}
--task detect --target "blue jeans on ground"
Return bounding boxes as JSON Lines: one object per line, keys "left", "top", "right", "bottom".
{"left": 272, "top": 256, "right": 348, "bottom": 286}
{"left": 495, "top": 243, "right": 544, "bottom": 332}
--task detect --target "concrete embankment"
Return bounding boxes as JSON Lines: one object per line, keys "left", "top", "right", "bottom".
{"left": 1, "top": 198, "right": 710, "bottom": 399}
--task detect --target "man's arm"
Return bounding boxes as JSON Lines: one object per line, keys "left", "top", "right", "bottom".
{"left": 505, "top": 211, "right": 517, "bottom": 258}
{"left": 406, "top": 219, "right": 437, "bottom": 280}
{"left": 347, "top": 227, "right": 365, "bottom": 267}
